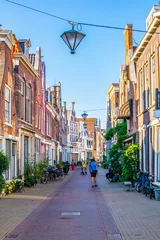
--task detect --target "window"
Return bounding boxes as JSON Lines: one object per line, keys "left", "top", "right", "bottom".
{"left": 46, "top": 114, "right": 49, "bottom": 135}
{"left": 38, "top": 79, "right": 40, "bottom": 96}
{"left": 36, "top": 103, "right": 39, "bottom": 128}
{"left": 27, "top": 86, "right": 32, "bottom": 123}
{"left": 36, "top": 138, "right": 40, "bottom": 153}
{"left": 20, "top": 80, "right": 25, "bottom": 95}
{"left": 151, "top": 56, "right": 155, "bottom": 104}
{"left": 139, "top": 71, "right": 143, "bottom": 112}
{"left": 144, "top": 64, "right": 149, "bottom": 109}
{"left": 5, "top": 85, "right": 11, "bottom": 124}
{"left": 6, "top": 139, "right": 11, "bottom": 180}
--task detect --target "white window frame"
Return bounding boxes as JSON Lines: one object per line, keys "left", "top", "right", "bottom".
{"left": 144, "top": 64, "right": 149, "bottom": 109}
{"left": 36, "top": 138, "right": 41, "bottom": 153}
{"left": 46, "top": 114, "right": 49, "bottom": 136}
{"left": 35, "top": 102, "right": 39, "bottom": 128}
{"left": 5, "top": 85, "right": 11, "bottom": 125}
{"left": 20, "top": 80, "right": 25, "bottom": 95}
{"left": 139, "top": 70, "right": 143, "bottom": 113}
{"left": 27, "top": 86, "right": 32, "bottom": 124}
{"left": 151, "top": 55, "right": 155, "bottom": 104}
{"left": 143, "top": 129, "right": 146, "bottom": 172}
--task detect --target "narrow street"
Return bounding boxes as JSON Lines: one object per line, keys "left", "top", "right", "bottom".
{"left": 2, "top": 168, "right": 160, "bottom": 240}
{"left": 3, "top": 168, "right": 121, "bottom": 240}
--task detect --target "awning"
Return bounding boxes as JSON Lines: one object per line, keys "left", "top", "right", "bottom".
{"left": 118, "top": 99, "right": 133, "bottom": 119}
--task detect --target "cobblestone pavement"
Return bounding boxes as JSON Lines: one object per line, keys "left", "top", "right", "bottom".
{"left": 2, "top": 168, "right": 121, "bottom": 240}
{"left": 0, "top": 171, "right": 74, "bottom": 240}
{"left": 99, "top": 168, "right": 160, "bottom": 240}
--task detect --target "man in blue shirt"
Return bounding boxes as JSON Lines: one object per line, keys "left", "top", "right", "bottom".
{"left": 89, "top": 157, "right": 98, "bottom": 187}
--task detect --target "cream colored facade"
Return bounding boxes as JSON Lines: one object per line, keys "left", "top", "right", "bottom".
{"left": 132, "top": 6, "right": 160, "bottom": 182}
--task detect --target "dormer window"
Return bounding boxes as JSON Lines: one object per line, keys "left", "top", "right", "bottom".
{"left": 19, "top": 39, "right": 31, "bottom": 59}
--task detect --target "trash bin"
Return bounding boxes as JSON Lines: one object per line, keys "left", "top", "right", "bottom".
{"left": 154, "top": 188, "right": 160, "bottom": 201}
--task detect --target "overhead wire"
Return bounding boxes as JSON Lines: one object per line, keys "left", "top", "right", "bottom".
{"left": 5, "top": 0, "right": 160, "bottom": 35}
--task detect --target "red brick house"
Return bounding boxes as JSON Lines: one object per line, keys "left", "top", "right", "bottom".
{"left": 0, "top": 30, "right": 19, "bottom": 180}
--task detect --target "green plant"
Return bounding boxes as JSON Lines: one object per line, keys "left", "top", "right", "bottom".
{"left": 0, "top": 151, "right": 9, "bottom": 173}
{"left": 104, "top": 121, "right": 127, "bottom": 174}
{"left": 24, "top": 161, "right": 35, "bottom": 187}
{"left": 0, "top": 151, "right": 9, "bottom": 194}
{"left": 0, "top": 175, "right": 6, "bottom": 194}
{"left": 56, "top": 161, "right": 63, "bottom": 169}
{"left": 102, "top": 162, "right": 108, "bottom": 168}
{"left": 121, "top": 144, "right": 139, "bottom": 184}
{"left": 5, "top": 179, "right": 16, "bottom": 195}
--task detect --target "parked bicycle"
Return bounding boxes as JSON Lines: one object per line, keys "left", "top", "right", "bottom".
{"left": 136, "top": 172, "right": 155, "bottom": 199}
{"left": 106, "top": 169, "right": 119, "bottom": 182}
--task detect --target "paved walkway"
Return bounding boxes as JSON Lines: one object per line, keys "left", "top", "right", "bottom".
{"left": 99, "top": 169, "right": 160, "bottom": 240}
{"left": 0, "top": 171, "right": 74, "bottom": 240}
{"left": 2, "top": 168, "right": 121, "bottom": 240}
{"left": 1, "top": 168, "right": 160, "bottom": 240}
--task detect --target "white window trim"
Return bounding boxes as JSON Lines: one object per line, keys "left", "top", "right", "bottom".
{"left": 149, "top": 127, "right": 152, "bottom": 174}
{"left": 5, "top": 84, "right": 11, "bottom": 125}
{"left": 151, "top": 55, "right": 155, "bottom": 105}
{"left": 143, "top": 129, "right": 146, "bottom": 172}
{"left": 144, "top": 63, "right": 149, "bottom": 109}
{"left": 139, "top": 70, "right": 143, "bottom": 113}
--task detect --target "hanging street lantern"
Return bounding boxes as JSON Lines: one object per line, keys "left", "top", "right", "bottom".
{"left": 81, "top": 111, "right": 88, "bottom": 121}
{"left": 61, "top": 22, "right": 86, "bottom": 54}
{"left": 81, "top": 111, "right": 88, "bottom": 129}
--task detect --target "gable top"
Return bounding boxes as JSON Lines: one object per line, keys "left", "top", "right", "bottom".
{"left": 146, "top": 5, "right": 160, "bottom": 30}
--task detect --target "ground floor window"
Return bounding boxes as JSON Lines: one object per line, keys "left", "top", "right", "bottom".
{"left": 5, "top": 139, "right": 11, "bottom": 180}
{"left": 11, "top": 142, "right": 16, "bottom": 179}
{"left": 36, "top": 138, "right": 41, "bottom": 153}
{"left": 157, "top": 127, "right": 160, "bottom": 182}
{"left": 24, "top": 136, "right": 29, "bottom": 162}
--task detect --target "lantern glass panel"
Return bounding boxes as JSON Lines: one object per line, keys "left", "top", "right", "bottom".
{"left": 61, "top": 33, "right": 70, "bottom": 49}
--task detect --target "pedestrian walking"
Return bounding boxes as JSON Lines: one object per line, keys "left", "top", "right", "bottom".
{"left": 71, "top": 161, "right": 75, "bottom": 171}
{"left": 89, "top": 157, "right": 98, "bottom": 187}
{"left": 81, "top": 160, "right": 87, "bottom": 175}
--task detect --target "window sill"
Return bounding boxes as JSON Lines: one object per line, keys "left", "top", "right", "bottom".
{"left": 5, "top": 123, "right": 12, "bottom": 127}
{"left": 152, "top": 182, "right": 160, "bottom": 187}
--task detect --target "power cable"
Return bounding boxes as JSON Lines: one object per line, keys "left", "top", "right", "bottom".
{"left": 5, "top": 0, "right": 160, "bottom": 35}
{"left": 76, "top": 108, "right": 107, "bottom": 112}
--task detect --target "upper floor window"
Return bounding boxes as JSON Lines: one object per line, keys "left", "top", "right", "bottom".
{"left": 20, "top": 80, "right": 25, "bottom": 95}
{"left": 144, "top": 64, "right": 149, "bottom": 109}
{"left": 27, "top": 86, "right": 32, "bottom": 123}
{"left": 139, "top": 70, "right": 143, "bottom": 113}
{"left": 151, "top": 56, "right": 155, "bottom": 104}
{"left": 5, "top": 85, "right": 11, "bottom": 124}
{"left": 38, "top": 79, "right": 40, "bottom": 96}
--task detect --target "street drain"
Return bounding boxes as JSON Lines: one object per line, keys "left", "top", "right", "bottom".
{"left": 108, "top": 233, "right": 122, "bottom": 239}
{"left": 7, "top": 234, "right": 19, "bottom": 238}
{"left": 61, "top": 212, "right": 81, "bottom": 216}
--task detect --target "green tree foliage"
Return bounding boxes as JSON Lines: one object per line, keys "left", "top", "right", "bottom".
{"left": 105, "top": 121, "right": 127, "bottom": 174}
{"left": 121, "top": 144, "right": 139, "bottom": 184}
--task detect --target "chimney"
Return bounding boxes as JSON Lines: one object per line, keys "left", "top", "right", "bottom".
{"left": 52, "top": 86, "right": 57, "bottom": 108}
{"left": 71, "top": 100, "right": 75, "bottom": 112}
{"left": 124, "top": 24, "right": 133, "bottom": 66}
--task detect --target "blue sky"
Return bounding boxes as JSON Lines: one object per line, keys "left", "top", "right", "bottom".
{"left": 1, "top": 0, "right": 155, "bottom": 128}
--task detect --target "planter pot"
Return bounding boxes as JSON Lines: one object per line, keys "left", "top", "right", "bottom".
{"left": 154, "top": 188, "right": 160, "bottom": 201}
{"left": 0, "top": 189, "right": 6, "bottom": 197}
